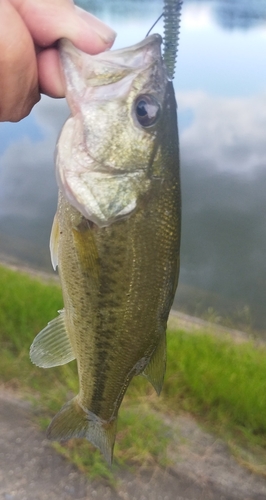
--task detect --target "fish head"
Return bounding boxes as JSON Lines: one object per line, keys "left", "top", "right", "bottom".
{"left": 56, "top": 35, "right": 170, "bottom": 227}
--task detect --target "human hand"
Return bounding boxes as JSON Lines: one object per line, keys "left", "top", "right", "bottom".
{"left": 0, "top": 0, "right": 116, "bottom": 122}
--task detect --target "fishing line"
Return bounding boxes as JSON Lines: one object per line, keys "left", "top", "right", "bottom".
{"left": 145, "top": 13, "right": 163, "bottom": 38}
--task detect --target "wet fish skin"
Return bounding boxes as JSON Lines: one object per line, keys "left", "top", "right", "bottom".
{"left": 30, "top": 34, "right": 181, "bottom": 464}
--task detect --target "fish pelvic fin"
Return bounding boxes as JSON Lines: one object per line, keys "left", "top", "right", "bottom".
{"left": 142, "top": 333, "right": 166, "bottom": 395}
{"left": 30, "top": 309, "right": 75, "bottom": 368}
{"left": 47, "top": 396, "right": 116, "bottom": 465}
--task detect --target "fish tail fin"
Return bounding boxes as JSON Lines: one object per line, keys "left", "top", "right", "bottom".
{"left": 47, "top": 396, "right": 116, "bottom": 464}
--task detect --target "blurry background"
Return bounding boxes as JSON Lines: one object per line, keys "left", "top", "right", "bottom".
{"left": 0, "top": 0, "right": 266, "bottom": 334}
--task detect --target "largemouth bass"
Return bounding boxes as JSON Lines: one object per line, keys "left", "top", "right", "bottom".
{"left": 30, "top": 34, "right": 181, "bottom": 463}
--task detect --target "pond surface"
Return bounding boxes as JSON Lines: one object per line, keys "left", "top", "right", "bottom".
{"left": 0, "top": 0, "right": 266, "bottom": 334}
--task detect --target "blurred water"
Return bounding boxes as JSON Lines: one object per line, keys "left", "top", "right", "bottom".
{"left": 0, "top": 0, "right": 266, "bottom": 334}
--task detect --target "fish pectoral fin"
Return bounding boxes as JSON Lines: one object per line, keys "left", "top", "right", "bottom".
{"left": 142, "top": 333, "right": 166, "bottom": 395}
{"left": 30, "top": 309, "right": 75, "bottom": 368}
{"left": 50, "top": 212, "right": 60, "bottom": 270}
{"left": 72, "top": 223, "right": 100, "bottom": 279}
{"left": 47, "top": 396, "right": 116, "bottom": 465}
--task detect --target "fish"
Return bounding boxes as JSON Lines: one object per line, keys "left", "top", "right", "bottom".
{"left": 30, "top": 33, "right": 181, "bottom": 464}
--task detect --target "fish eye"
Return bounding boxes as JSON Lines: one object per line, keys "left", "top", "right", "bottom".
{"left": 134, "top": 94, "right": 161, "bottom": 128}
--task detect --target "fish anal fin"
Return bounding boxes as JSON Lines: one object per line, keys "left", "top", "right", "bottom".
{"left": 50, "top": 212, "right": 60, "bottom": 270}
{"left": 30, "top": 310, "right": 75, "bottom": 368}
{"left": 47, "top": 396, "right": 116, "bottom": 465}
{"left": 142, "top": 334, "right": 166, "bottom": 395}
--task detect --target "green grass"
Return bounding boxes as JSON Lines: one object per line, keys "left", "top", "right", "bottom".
{"left": 0, "top": 265, "right": 171, "bottom": 480}
{"left": 1, "top": 264, "right": 266, "bottom": 478}
{"left": 165, "top": 331, "right": 266, "bottom": 428}
{"left": 165, "top": 332, "right": 266, "bottom": 444}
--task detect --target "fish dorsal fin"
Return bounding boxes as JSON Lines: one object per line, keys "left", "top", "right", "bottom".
{"left": 50, "top": 213, "right": 60, "bottom": 271}
{"left": 30, "top": 310, "right": 75, "bottom": 368}
{"left": 142, "top": 333, "right": 166, "bottom": 395}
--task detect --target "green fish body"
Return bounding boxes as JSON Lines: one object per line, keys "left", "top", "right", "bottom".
{"left": 30, "top": 34, "right": 181, "bottom": 463}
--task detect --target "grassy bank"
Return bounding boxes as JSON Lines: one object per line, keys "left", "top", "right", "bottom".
{"left": 0, "top": 264, "right": 266, "bottom": 479}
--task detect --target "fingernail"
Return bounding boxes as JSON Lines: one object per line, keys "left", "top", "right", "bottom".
{"left": 76, "top": 7, "right": 117, "bottom": 45}
{"left": 95, "top": 28, "right": 117, "bottom": 45}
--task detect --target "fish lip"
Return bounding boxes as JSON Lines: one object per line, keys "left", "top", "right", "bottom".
{"left": 114, "top": 33, "right": 162, "bottom": 50}
{"left": 59, "top": 33, "right": 162, "bottom": 63}
{"left": 97, "top": 33, "right": 163, "bottom": 59}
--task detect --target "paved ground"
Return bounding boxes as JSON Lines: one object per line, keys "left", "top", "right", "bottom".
{"left": 1, "top": 389, "right": 266, "bottom": 500}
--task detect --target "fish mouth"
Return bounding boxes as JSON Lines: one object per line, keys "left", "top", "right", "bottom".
{"left": 92, "top": 33, "right": 163, "bottom": 69}
{"left": 59, "top": 34, "right": 164, "bottom": 113}
{"left": 59, "top": 33, "right": 163, "bottom": 72}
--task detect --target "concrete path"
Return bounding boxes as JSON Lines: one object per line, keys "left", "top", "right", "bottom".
{"left": 1, "top": 389, "right": 266, "bottom": 500}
